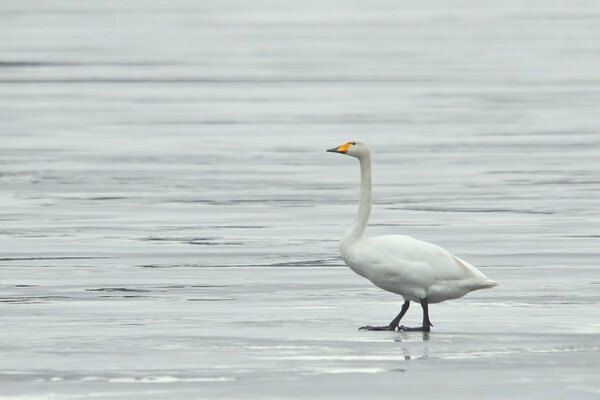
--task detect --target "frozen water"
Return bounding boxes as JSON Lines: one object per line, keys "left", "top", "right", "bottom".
{"left": 1, "top": 0, "right": 600, "bottom": 398}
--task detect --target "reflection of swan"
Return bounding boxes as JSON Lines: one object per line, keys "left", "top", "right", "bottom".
{"left": 327, "top": 141, "right": 497, "bottom": 332}
{"left": 394, "top": 332, "right": 430, "bottom": 360}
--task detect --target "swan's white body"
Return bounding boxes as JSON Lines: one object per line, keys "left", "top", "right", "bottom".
{"left": 342, "top": 234, "right": 496, "bottom": 303}
{"left": 331, "top": 141, "right": 496, "bottom": 305}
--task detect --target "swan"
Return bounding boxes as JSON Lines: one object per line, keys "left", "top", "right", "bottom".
{"left": 327, "top": 140, "right": 497, "bottom": 332}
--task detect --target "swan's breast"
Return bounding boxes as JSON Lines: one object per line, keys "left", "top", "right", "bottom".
{"left": 340, "top": 238, "right": 431, "bottom": 298}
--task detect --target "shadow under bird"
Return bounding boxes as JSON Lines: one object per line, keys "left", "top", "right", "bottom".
{"left": 327, "top": 140, "right": 497, "bottom": 332}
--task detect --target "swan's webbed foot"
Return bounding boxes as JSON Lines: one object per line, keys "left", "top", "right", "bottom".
{"left": 399, "top": 324, "right": 431, "bottom": 332}
{"left": 359, "top": 324, "right": 397, "bottom": 331}
{"left": 399, "top": 298, "right": 433, "bottom": 332}
{"left": 358, "top": 301, "right": 411, "bottom": 332}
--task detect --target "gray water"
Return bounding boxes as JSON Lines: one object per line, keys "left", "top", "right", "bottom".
{"left": 1, "top": 1, "right": 600, "bottom": 399}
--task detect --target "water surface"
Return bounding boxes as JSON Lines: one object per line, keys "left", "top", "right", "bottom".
{"left": 1, "top": 0, "right": 600, "bottom": 398}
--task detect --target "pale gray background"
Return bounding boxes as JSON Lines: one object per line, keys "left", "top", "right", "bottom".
{"left": 1, "top": 0, "right": 599, "bottom": 399}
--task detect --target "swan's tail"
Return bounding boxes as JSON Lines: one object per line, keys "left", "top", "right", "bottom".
{"left": 451, "top": 255, "right": 497, "bottom": 289}
{"left": 460, "top": 278, "right": 497, "bottom": 295}
{"left": 480, "top": 279, "right": 498, "bottom": 289}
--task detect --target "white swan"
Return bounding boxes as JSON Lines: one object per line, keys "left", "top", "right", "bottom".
{"left": 327, "top": 140, "right": 497, "bottom": 332}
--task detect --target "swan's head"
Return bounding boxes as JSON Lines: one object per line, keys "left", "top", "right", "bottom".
{"left": 326, "top": 140, "right": 370, "bottom": 159}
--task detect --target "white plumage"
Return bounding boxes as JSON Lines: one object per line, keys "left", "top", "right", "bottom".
{"left": 327, "top": 140, "right": 496, "bottom": 331}
{"left": 343, "top": 234, "right": 496, "bottom": 304}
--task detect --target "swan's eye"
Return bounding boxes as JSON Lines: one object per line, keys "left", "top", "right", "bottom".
{"left": 351, "top": 142, "right": 356, "bottom": 145}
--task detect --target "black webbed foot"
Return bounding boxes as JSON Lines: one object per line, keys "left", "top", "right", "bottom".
{"left": 358, "top": 324, "right": 396, "bottom": 331}
{"left": 398, "top": 298, "right": 433, "bottom": 332}
{"left": 358, "top": 301, "right": 410, "bottom": 332}
{"left": 399, "top": 324, "right": 431, "bottom": 332}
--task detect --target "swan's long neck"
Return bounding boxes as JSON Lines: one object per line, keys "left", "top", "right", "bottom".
{"left": 342, "top": 154, "right": 372, "bottom": 244}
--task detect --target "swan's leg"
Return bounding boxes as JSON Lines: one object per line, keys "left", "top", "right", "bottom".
{"left": 399, "top": 298, "right": 432, "bottom": 332}
{"left": 359, "top": 301, "right": 410, "bottom": 331}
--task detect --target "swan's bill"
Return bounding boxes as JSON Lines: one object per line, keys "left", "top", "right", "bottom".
{"left": 326, "top": 142, "right": 351, "bottom": 153}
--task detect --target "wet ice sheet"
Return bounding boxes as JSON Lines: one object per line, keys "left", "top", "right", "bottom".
{"left": 1, "top": 0, "right": 600, "bottom": 399}
{"left": 0, "top": 266, "right": 599, "bottom": 399}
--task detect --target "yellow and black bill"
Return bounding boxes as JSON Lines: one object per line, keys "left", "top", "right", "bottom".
{"left": 326, "top": 143, "right": 350, "bottom": 153}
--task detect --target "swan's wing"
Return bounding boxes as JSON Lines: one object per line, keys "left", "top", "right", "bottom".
{"left": 355, "top": 235, "right": 494, "bottom": 285}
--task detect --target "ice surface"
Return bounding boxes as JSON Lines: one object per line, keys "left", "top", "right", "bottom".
{"left": 1, "top": 0, "right": 600, "bottom": 399}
